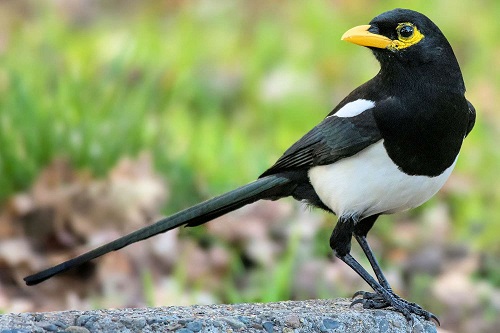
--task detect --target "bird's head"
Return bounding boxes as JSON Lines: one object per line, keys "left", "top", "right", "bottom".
{"left": 341, "top": 8, "right": 464, "bottom": 92}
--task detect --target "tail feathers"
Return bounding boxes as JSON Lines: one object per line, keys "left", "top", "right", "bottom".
{"left": 24, "top": 175, "right": 293, "bottom": 286}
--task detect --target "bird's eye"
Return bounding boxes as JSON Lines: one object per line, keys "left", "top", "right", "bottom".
{"left": 388, "top": 22, "right": 424, "bottom": 51}
{"left": 397, "top": 24, "right": 414, "bottom": 40}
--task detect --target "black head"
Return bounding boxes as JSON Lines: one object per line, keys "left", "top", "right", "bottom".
{"left": 342, "top": 9, "right": 465, "bottom": 93}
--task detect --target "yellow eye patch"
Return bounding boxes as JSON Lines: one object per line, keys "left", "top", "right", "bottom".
{"left": 388, "top": 23, "right": 424, "bottom": 51}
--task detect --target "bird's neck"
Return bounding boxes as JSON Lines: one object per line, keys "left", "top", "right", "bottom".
{"left": 378, "top": 57, "right": 466, "bottom": 95}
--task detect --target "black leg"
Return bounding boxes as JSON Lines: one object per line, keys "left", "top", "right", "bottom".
{"left": 330, "top": 216, "right": 396, "bottom": 300}
{"left": 339, "top": 253, "right": 401, "bottom": 304}
{"left": 352, "top": 215, "right": 391, "bottom": 289}
{"left": 354, "top": 234, "right": 391, "bottom": 290}
{"left": 330, "top": 215, "right": 439, "bottom": 323}
{"left": 350, "top": 234, "right": 439, "bottom": 323}
{"left": 329, "top": 215, "right": 356, "bottom": 257}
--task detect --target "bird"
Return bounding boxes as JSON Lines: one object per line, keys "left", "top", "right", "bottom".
{"left": 24, "top": 8, "right": 475, "bottom": 322}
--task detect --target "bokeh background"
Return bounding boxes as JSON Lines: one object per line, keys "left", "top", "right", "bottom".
{"left": 0, "top": 0, "right": 499, "bottom": 332}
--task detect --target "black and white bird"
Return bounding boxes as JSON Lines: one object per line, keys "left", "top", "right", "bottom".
{"left": 25, "top": 8, "right": 475, "bottom": 322}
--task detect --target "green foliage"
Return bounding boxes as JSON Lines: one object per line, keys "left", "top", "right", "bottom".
{"left": 0, "top": 0, "right": 499, "bottom": 292}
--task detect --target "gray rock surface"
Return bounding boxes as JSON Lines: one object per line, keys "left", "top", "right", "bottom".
{"left": 0, "top": 298, "right": 437, "bottom": 333}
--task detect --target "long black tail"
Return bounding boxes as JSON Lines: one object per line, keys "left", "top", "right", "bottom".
{"left": 24, "top": 175, "right": 294, "bottom": 285}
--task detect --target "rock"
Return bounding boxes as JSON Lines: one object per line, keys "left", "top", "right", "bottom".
{"left": 0, "top": 299, "right": 435, "bottom": 333}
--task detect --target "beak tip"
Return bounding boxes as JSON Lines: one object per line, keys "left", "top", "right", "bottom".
{"left": 341, "top": 24, "right": 371, "bottom": 43}
{"left": 339, "top": 24, "right": 391, "bottom": 49}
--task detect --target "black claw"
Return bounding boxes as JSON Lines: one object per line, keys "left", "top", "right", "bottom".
{"left": 349, "top": 289, "right": 440, "bottom": 324}
{"left": 371, "top": 300, "right": 391, "bottom": 309}
{"left": 429, "top": 313, "right": 440, "bottom": 326}
{"left": 404, "top": 312, "right": 414, "bottom": 325}
{"left": 350, "top": 296, "right": 391, "bottom": 310}
{"left": 352, "top": 290, "right": 369, "bottom": 299}
{"left": 349, "top": 298, "right": 366, "bottom": 308}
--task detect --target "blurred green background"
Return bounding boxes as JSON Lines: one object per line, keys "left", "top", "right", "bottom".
{"left": 0, "top": 0, "right": 499, "bottom": 331}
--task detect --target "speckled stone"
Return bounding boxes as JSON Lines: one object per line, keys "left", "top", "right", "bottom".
{"left": 176, "top": 329, "right": 193, "bottom": 333}
{"left": 120, "top": 317, "right": 147, "bottom": 330}
{"left": 376, "top": 318, "right": 389, "bottom": 332}
{"left": 0, "top": 299, "right": 436, "bottom": 333}
{"left": 425, "top": 324, "right": 438, "bottom": 333}
{"left": 284, "top": 315, "right": 300, "bottom": 328}
{"left": 40, "top": 323, "right": 59, "bottom": 331}
{"left": 63, "top": 326, "right": 91, "bottom": 333}
{"left": 262, "top": 321, "right": 274, "bottom": 333}
{"left": 221, "top": 317, "right": 246, "bottom": 329}
{"left": 323, "top": 318, "right": 341, "bottom": 330}
{"left": 186, "top": 321, "right": 203, "bottom": 332}
{"left": 75, "top": 315, "right": 97, "bottom": 328}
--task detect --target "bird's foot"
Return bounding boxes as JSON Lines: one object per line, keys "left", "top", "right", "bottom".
{"left": 350, "top": 290, "right": 440, "bottom": 325}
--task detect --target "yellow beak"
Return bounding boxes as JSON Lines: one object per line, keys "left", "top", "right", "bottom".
{"left": 341, "top": 25, "right": 392, "bottom": 49}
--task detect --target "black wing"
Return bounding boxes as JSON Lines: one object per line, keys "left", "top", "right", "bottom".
{"left": 260, "top": 106, "right": 382, "bottom": 177}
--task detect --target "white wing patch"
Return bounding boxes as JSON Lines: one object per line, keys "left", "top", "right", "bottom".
{"left": 332, "top": 99, "right": 375, "bottom": 118}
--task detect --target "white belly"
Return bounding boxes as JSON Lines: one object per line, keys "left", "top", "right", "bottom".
{"left": 308, "top": 140, "right": 457, "bottom": 218}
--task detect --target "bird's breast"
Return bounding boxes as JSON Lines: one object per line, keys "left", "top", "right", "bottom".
{"left": 308, "top": 140, "right": 456, "bottom": 218}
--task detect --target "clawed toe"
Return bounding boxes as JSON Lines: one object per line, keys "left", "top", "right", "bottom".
{"left": 352, "top": 290, "right": 378, "bottom": 300}
{"left": 429, "top": 313, "right": 441, "bottom": 326}
{"left": 350, "top": 297, "right": 390, "bottom": 309}
{"left": 349, "top": 289, "right": 439, "bottom": 325}
{"left": 350, "top": 290, "right": 392, "bottom": 310}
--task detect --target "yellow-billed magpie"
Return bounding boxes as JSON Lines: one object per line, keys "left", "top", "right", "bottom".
{"left": 24, "top": 8, "right": 475, "bottom": 322}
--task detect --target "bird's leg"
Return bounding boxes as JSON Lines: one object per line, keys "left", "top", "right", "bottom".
{"left": 351, "top": 217, "right": 439, "bottom": 320}
{"left": 353, "top": 234, "right": 392, "bottom": 290}
{"left": 350, "top": 234, "right": 439, "bottom": 323}
{"left": 330, "top": 216, "right": 400, "bottom": 303}
{"left": 330, "top": 215, "right": 438, "bottom": 323}
{"left": 351, "top": 215, "right": 391, "bottom": 289}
